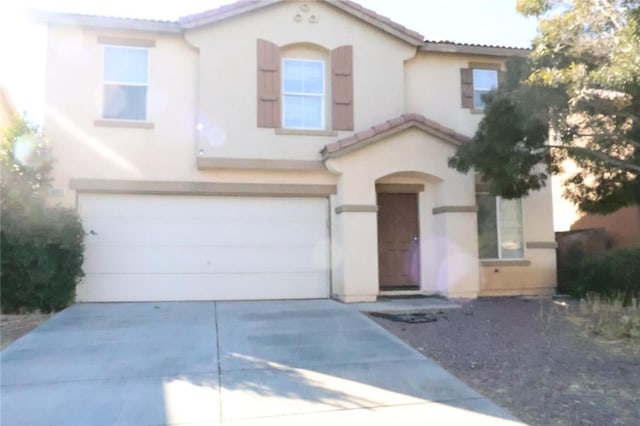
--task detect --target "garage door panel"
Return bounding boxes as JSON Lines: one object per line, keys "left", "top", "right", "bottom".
{"left": 76, "top": 272, "right": 328, "bottom": 302}
{"left": 80, "top": 194, "right": 328, "bottom": 220}
{"left": 83, "top": 245, "right": 329, "bottom": 274}
{"left": 77, "top": 194, "right": 330, "bottom": 302}
{"left": 83, "top": 218, "right": 327, "bottom": 247}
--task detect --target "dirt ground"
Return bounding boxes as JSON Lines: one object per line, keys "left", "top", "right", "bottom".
{"left": 371, "top": 297, "right": 640, "bottom": 426}
{"left": 0, "top": 312, "right": 52, "bottom": 350}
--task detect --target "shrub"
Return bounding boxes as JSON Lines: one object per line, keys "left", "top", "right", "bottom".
{"left": 1, "top": 206, "right": 85, "bottom": 313}
{"left": 574, "top": 248, "right": 640, "bottom": 305}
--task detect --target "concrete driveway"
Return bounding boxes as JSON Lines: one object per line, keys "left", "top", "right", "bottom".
{"left": 1, "top": 300, "right": 523, "bottom": 425}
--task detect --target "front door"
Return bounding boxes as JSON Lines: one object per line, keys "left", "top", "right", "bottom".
{"left": 377, "top": 192, "right": 420, "bottom": 289}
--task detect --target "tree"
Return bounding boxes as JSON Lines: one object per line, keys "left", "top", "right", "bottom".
{"left": 449, "top": 0, "right": 640, "bottom": 213}
{"left": 1, "top": 117, "right": 85, "bottom": 313}
{"left": 0, "top": 117, "right": 53, "bottom": 214}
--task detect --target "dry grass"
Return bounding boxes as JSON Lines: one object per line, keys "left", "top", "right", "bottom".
{"left": 563, "top": 294, "right": 640, "bottom": 355}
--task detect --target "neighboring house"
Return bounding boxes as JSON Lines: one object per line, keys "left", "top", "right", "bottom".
{"left": 0, "top": 85, "right": 18, "bottom": 131}
{"left": 38, "top": 0, "right": 557, "bottom": 303}
{"left": 570, "top": 206, "right": 640, "bottom": 249}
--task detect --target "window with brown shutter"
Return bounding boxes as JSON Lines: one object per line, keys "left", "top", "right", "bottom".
{"left": 331, "top": 45, "right": 353, "bottom": 131}
{"left": 460, "top": 68, "right": 474, "bottom": 109}
{"left": 257, "top": 39, "right": 281, "bottom": 128}
{"left": 461, "top": 63, "right": 504, "bottom": 110}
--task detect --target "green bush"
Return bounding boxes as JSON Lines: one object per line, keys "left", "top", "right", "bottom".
{"left": 1, "top": 206, "right": 85, "bottom": 313}
{"left": 574, "top": 248, "right": 640, "bottom": 305}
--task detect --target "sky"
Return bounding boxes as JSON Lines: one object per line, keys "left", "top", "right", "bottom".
{"left": 0, "top": 0, "right": 539, "bottom": 122}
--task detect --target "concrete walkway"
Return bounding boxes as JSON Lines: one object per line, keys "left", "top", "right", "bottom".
{"left": 1, "top": 300, "right": 524, "bottom": 425}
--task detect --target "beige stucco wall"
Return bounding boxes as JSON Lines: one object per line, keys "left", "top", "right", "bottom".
{"left": 184, "top": 1, "right": 415, "bottom": 161}
{"left": 42, "top": 2, "right": 557, "bottom": 300}
{"left": 327, "top": 128, "right": 480, "bottom": 300}
{"left": 404, "top": 52, "right": 504, "bottom": 137}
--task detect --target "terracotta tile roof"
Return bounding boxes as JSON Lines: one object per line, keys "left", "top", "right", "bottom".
{"left": 425, "top": 40, "right": 531, "bottom": 50}
{"left": 322, "top": 113, "right": 470, "bottom": 158}
{"left": 31, "top": 10, "right": 181, "bottom": 32}
{"left": 421, "top": 40, "right": 531, "bottom": 57}
{"left": 336, "top": 0, "right": 423, "bottom": 43}
{"left": 179, "top": 0, "right": 423, "bottom": 44}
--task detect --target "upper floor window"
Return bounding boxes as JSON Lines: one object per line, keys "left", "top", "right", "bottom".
{"left": 282, "top": 58, "right": 324, "bottom": 130}
{"left": 472, "top": 69, "right": 498, "bottom": 109}
{"left": 102, "top": 46, "right": 148, "bottom": 120}
{"left": 476, "top": 192, "right": 524, "bottom": 259}
{"left": 460, "top": 65, "right": 502, "bottom": 111}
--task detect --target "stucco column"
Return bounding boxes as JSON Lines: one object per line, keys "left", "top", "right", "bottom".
{"left": 331, "top": 206, "right": 379, "bottom": 302}
{"left": 432, "top": 208, "right": 480, "bottom": 298}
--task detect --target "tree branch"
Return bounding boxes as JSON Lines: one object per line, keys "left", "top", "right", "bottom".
{"left": 547, "top": 144, "right": 640, "bottom": 173}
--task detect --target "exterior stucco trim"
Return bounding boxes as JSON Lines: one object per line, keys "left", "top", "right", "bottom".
{"left": 275, "top": 128, "right": 338, "bottom": 136}
{"left": 97, "top": 36, "right": 156, "bottom": 47}
{"left": 375, "top": 184, "right": 425, "bottom": 193}
{"left": 432, "top": 205, "right": 478, "bottom": 215}
{"left": 94, "top": 120, "right": 155, "bottom": 129}
{"left": 335, "top": 204, "right": 379, "bottom": 214}
{"left": 197, "top": 157, "right": 326, "bottom": 171}
{"left": 480, "top": 259, "right": 532, "bottom": 267}
{"left": 69, "top": 179, "right": 337, "bottom": 197}
{"left": 526, "top": 241, "right": 558, "bottom": 249}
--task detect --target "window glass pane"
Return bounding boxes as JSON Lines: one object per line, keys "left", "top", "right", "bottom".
{"left": 499, "top": 198, "right": 524, "bottom": 259}
{"left": 104, "top": 47, "right": 128, "bottom": 82}
{"left": 474, "top": 90, "right": 490, "bottom": 109}
{"left": 303, "top": 61, "right": 323, "bottom": 94}
{"left": 124, "top": 49, "right": 148, "bottom": 84}
{"left": 302, "top": 96, "right": 322, "bottom": 128}
{"left": 283, "top": 60, "right": 304, "bottom": 93}
{"left": 473, "top": 69, "right": 497, "bottom": 90}
{"left": 476, "top": 193, "right": 499, "bottom": 259}
{"left": 283, "top": 95, "right": 322, "bottom": 129}
{"left": 283, "top": 95, "right": 304, "bottom": 128}
{"left": 103, "top": 85, "right": 147, "bottom": 120}
{"left": 104, "top": 47, "right": 148, "bottom": 84}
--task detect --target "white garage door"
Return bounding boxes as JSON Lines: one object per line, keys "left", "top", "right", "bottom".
{"left": 77, "top": 193, "right": 330, "bottom": 302}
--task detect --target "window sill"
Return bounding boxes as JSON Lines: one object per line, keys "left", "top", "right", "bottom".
{"left": 94, "top": 119, "right": 155, "bottom": 129}
{"left": 470, "top": 108, "right": 485, "bottom": 115}
{"left": 275, "top": 128, "right": 337, "bottom": 136}
{"left": 480, "top": 259, "right": 531, "bottom": 267}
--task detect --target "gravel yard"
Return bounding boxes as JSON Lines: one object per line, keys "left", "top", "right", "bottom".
{"left": 371, "top": 297, "right": 640, "bottom": 426}
{"left": 1, "top": 312, "right": 52, "bottom": 350}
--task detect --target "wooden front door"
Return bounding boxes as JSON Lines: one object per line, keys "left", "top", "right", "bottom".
{"left": 377, "top": 192, "right": 421, "bottom": 289}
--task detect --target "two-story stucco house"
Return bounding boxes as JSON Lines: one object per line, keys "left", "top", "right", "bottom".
{"left": 39, "top": 0, "right": 557, "bottom": 303}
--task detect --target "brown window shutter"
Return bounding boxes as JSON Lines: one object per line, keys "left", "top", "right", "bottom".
{"left": 331, "top": 45, "right": 353, "bottom": 131}
{"left": 257, "top": 39, "right": 281, "bottom": 128}
{"left": 460, "top": 68, "right": 474, "bottom": 109}
{"left": 497, "top": 70, "right": 506, "bottom": 88}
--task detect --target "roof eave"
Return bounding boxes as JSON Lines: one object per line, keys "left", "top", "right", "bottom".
{"left": 421, "top": 42, "right": 530, "bottom": 57}
{"left": 328, "top": 1, "right": 423, "bottom": 47}
{"left": 179, "top": 0, "right": 280, "bottom": 29}
{"left": 322, "top": 119, "right": 468, "bottom": 160}
{"left": 30, "top": 10, "right": 182, "bottom": 33}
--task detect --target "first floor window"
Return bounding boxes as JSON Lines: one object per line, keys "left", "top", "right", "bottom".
{"left": 476, "top": 193, "right": 524, "bottom": 259}
{"left": 472, "top": 68, "right": 497, "bottom": 109}
{"left": 282, "top": 58, "right": 324, "bottom": 129}
{"left": 103, "top": 46, "right": 148, "bottom": 120}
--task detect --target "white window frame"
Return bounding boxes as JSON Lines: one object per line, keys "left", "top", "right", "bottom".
{"left": 282, "top": 58, "right": 325, "bottom": 130}
{"left": 477, "top": 192, "right": 526, "bottom": 260}
{"left": 102, "top": 45, "right": 149, "bottom": 121}
{"left": 473, "top": 68, "right": 498, "bottom": 110}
